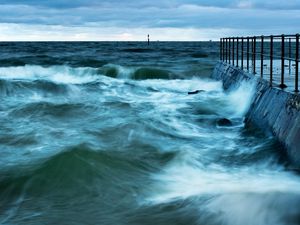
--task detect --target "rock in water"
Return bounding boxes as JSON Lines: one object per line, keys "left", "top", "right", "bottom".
{"left": 217, "top": 118, "right": 233, "bottom": 126}
{"left": 188, "top": 90, "right": 205, "bottom": 95}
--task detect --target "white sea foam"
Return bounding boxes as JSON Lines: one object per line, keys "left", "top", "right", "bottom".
{"left": 147, "top": 162, "right": 300, "bottom": 203}
{"left": 139, "top": 78, "right": 300, "bottom": 225}
{"left": 145, "top": 155, "right": 300, "bottom": 224}
{"left": 0, "top": 65, "right": 100, "bottom": 84}
{"left": 227, "top": 80, "right": 256, "bottom": 117}
{"left": 205, "top": 193, "right": 300, "bottom": 225}
{"left": 137, "top": 77, "right": 223, "bottom": 93}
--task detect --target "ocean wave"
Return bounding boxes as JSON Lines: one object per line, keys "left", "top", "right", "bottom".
{"left": 0, "top": 64, "right": 173, "bottom": 84}
{"left": 9, "top": 101, "right": 97, "bottom": 118}
{"left": 100, "top": 64, "right": 172, "bottom": 79}
{"left": 0, "top": 65, "right": 100, "bottom": 84}
{"left": 1, "top": 42, "right": 299, "bottom": 225}
{"left": 0, "top": 79, "right": 70, "bottom": 97}
{"left": 0, "top": 143, "right": 176, "bottom": 199}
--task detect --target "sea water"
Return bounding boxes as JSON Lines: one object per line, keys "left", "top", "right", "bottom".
{"left": 0, "top": 42, "right": 299, "bottom": 225}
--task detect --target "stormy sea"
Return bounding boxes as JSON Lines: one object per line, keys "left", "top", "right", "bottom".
{"left": 0, "top": 42, "right": 300, "bottom": 225}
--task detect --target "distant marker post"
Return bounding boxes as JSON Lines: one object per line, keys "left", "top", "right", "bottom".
{"left": 148, "top": 34, "right": 150, "bottom": 46}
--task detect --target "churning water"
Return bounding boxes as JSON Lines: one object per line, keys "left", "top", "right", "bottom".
{"left": 0, "top": 42, "right": 300, "bottom": 225}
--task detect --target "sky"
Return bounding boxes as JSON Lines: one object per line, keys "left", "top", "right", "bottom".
{"left": 0, "top": 0, "right": 299, "bottom": 41}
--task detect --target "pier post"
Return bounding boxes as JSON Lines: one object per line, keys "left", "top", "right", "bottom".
{"left": 296, "top": 34, "right": 299, "bottom": 92}
{"left": 280, "top": 34, "right": 287, "bottom": 88}
{"left": 223, "top": 38, "right": 225, "bottom": 61}
{"left": 225, "top": 38, "right": 228, "bottom": 62}
{"left": 289, "top": 38, "right": 292, "bottom": 75}
{"left": 236, "top": 37, "right": 239, "bottom": 67}
{"left": 253, "top": 36, "right": 256, "bottom": 74}
{"left": 270, "top": 35, "right": 274, "bottom": 86}
{"left": 220, "top": 38, "right": 222, "bottom": 61}
{"left": 261, "top": 36, "right": 264, "bottom": 78}
{"left": 229, "top": 38, "right": 231, "bottom": 64}
{"left": 241, "top": 38, "right": 244, "bottom": 69}
{"left": 232, "top": 38, "right": 235, "bottom": 66}
{"left": 247, "top": 37, "right": 250, "bottom": 71}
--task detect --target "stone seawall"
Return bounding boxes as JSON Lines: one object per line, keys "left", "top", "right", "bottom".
{"left": 212, "top": 62, "right": 300, "bottom": 167}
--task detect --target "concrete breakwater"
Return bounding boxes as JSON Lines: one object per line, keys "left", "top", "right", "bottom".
{"left": 212, "top": 61, "right": 300, "bottom": 167}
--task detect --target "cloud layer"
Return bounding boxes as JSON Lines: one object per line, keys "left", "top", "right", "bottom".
{"left": 2, "top": 0, "right": 300, "bottom": 10}
{"left": 0, "top": 0, "right": 299, "bottom": 41}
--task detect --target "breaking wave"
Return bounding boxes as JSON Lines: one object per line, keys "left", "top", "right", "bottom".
{"left": 0, "top": 42, "right": 299, "bottom": 225}
{"left": 0, "top": 64, "right": 173, "bottom": 83}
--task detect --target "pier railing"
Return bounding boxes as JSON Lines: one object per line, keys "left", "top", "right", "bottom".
{"left": 220, "top": 34, "right": 299, "bottom": 92}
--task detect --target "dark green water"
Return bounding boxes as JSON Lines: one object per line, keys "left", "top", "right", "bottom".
{"left": 0, "top": 42, "right": 300, "bottom": 225}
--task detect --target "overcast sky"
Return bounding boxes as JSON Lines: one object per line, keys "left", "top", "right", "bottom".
{"left": 0, "top": 0, "right": 299, "bottom": 41}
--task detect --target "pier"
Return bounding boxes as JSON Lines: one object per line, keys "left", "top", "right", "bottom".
{"left": 213, "top": 34, "right": 300, "bottom": 167}
{"left": 220, "top": 34, "right": 299, "bottom": 92}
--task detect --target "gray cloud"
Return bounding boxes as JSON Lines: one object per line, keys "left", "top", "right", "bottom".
{"left": 0, "top": 0, "right": 299, "bottom": 40}
{"left": 0, "top": 3, "right": 299, "bottom": 29}
{"left": 1, "top": 0, "right": 300, "bottom": 10}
